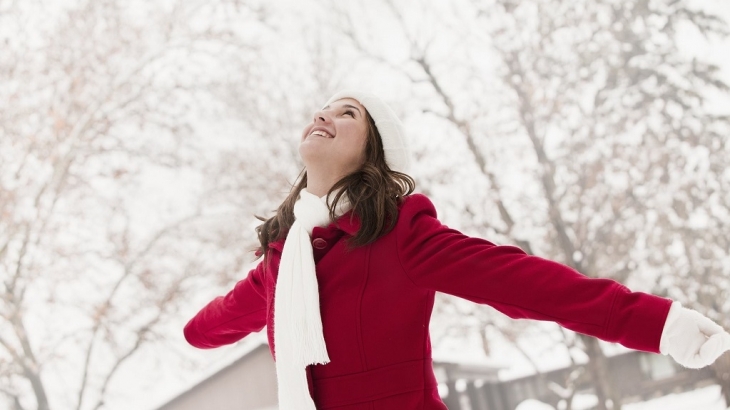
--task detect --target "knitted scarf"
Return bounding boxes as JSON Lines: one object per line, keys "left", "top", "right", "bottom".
{"left": 274, "top": 187, "right": 352, "bottom": 409}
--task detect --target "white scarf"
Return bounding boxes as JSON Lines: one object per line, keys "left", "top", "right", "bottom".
{"left": 274, "top": 187, "right": 352, "bottom": 409}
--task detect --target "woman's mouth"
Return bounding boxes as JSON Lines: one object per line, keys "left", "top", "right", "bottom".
{"left": 310, "top": 130, "right": 334, "bottom": 138}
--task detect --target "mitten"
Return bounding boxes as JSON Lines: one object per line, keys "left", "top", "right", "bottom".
{"left": 659, "top": 301, "right": 730, "bottom": 368}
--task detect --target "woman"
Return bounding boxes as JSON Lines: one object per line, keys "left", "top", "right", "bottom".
{"left": 184, "top": 90, "right": 730, "bottom": 409}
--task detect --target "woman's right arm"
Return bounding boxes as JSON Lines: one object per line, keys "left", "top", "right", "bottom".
{"left": 183, "top": 260, "right": 268, "bottom": 349}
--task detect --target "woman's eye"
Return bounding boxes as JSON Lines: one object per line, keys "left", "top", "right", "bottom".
{"left": 344, "top": 110, "right": 355, "bottom": 117}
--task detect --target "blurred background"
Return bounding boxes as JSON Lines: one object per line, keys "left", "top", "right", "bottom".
{"left": 1, "top": 0, "right": 729, "bottom": 409}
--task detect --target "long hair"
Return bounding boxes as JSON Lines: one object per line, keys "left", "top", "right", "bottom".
{"left": 254, "top": 111, "right": 415, "bottom": 257}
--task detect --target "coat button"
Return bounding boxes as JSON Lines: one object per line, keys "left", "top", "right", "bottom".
{"left": 312, "top": 238, "right": 327, "bottom": 249}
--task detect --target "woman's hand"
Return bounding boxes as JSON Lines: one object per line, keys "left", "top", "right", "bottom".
{"left": 660, "top": 301, "right": 730, "bottom": 368}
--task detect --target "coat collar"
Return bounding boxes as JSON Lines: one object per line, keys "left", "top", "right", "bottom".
{"left": 267, "top": 208, "right": 361, "bottom": 253}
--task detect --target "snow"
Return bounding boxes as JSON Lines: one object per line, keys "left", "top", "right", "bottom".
{"left": 515, "top": 384, "right": 727, "bottom": 410}
{"left": 516, "top": 399, "right": 557, "bottom": 410}
{"left": 624, "top": 384, "right": 727, "bottom": 410}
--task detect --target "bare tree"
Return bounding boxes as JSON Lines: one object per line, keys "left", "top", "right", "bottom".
{"left": 325, "top": 0, "right": 730, "bottom": 408}
{"left": 0, "top": 0, "right": 274, "bottom": 409}
{"left": 478, "top": 1, "right": 730, "bottom": 407}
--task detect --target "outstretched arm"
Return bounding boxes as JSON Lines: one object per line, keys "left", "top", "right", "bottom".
{"left": 183, "top": 261, "right": 267, "bottom": 349}
{"left": 396, "top": 194, "right": 729, "bottom": 365}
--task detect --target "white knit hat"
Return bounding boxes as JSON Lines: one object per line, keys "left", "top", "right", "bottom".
{"left": 324, "top": 90, "right": 411, "bottom": 174}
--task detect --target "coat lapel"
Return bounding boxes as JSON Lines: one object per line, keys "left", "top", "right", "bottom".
{"left": 267, "top": 208, "right": 360, "bottom": 253}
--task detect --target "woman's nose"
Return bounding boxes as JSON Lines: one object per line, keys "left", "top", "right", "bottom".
{"left": 313, "top": 110, "right": 331, "bottom": 123}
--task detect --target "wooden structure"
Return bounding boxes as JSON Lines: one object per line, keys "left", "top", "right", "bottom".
{"left": 443, "top": 351, "right": 717, "bottom": 409}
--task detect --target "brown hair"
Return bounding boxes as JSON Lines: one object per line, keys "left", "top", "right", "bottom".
{"left": 254, "top": 112, "right": 415, "bottom": 258}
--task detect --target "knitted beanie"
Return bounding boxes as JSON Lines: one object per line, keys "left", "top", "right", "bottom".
{"left": 323, "top": 90, "right": 411, "bottom": 174}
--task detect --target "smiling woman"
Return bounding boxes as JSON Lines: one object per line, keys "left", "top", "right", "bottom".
{"left": 183, "top": 90, "right": 730, "bottom": 410}
{"left": 298, "top": 98, "right": 371, "bottom": 198}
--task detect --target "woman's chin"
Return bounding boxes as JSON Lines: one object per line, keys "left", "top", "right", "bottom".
{"left": 298, "top": 144, "right": 326, "bottom": 163}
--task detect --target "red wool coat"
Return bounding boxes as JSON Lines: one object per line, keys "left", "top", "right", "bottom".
{"left": 184, "top": 194, "right": 673, "bottom": 409}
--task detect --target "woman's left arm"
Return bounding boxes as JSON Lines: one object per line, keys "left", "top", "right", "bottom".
{"left": 395, "top": 194, "right": 729, "bottom": 366}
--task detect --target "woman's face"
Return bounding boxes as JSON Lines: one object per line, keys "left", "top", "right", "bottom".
{"left": 299, "top": 98, "right": 369, "bottom": 176}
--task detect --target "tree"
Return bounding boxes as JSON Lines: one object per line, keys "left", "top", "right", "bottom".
{"left": 0, "top": 0, "right": 273, "bottom": 408}
{"left": 326, "top": 0, "right": 730, "bottom": 408}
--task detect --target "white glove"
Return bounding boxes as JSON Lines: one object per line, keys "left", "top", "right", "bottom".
{"left": 659, "top": 301, "right": 730, "bottom": 369}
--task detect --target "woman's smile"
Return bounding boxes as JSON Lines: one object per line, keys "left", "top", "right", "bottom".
{"left": 310, "top": 129, "right": 334, "bottom": 138}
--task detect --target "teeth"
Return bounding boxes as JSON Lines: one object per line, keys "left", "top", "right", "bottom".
{"left": 311, "top": 130, "right": 333, "bottom": 138}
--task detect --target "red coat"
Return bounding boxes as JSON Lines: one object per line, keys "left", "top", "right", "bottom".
{"left": 184, "top": 194, "right": 672, "bottom": 409}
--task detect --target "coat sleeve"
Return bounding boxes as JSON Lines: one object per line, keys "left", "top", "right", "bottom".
{"left": 183, "top": 260, "right": 267, "bottom": 349}
{"left": 395, "top": 194, "right": 673, "bottom": 353}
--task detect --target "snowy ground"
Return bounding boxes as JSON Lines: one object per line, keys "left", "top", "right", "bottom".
{"left": 516, "top": 384, "right": 727, "bottom": 410}
{"left": 624, "top": 385, "right": 727, "bottom": 410}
